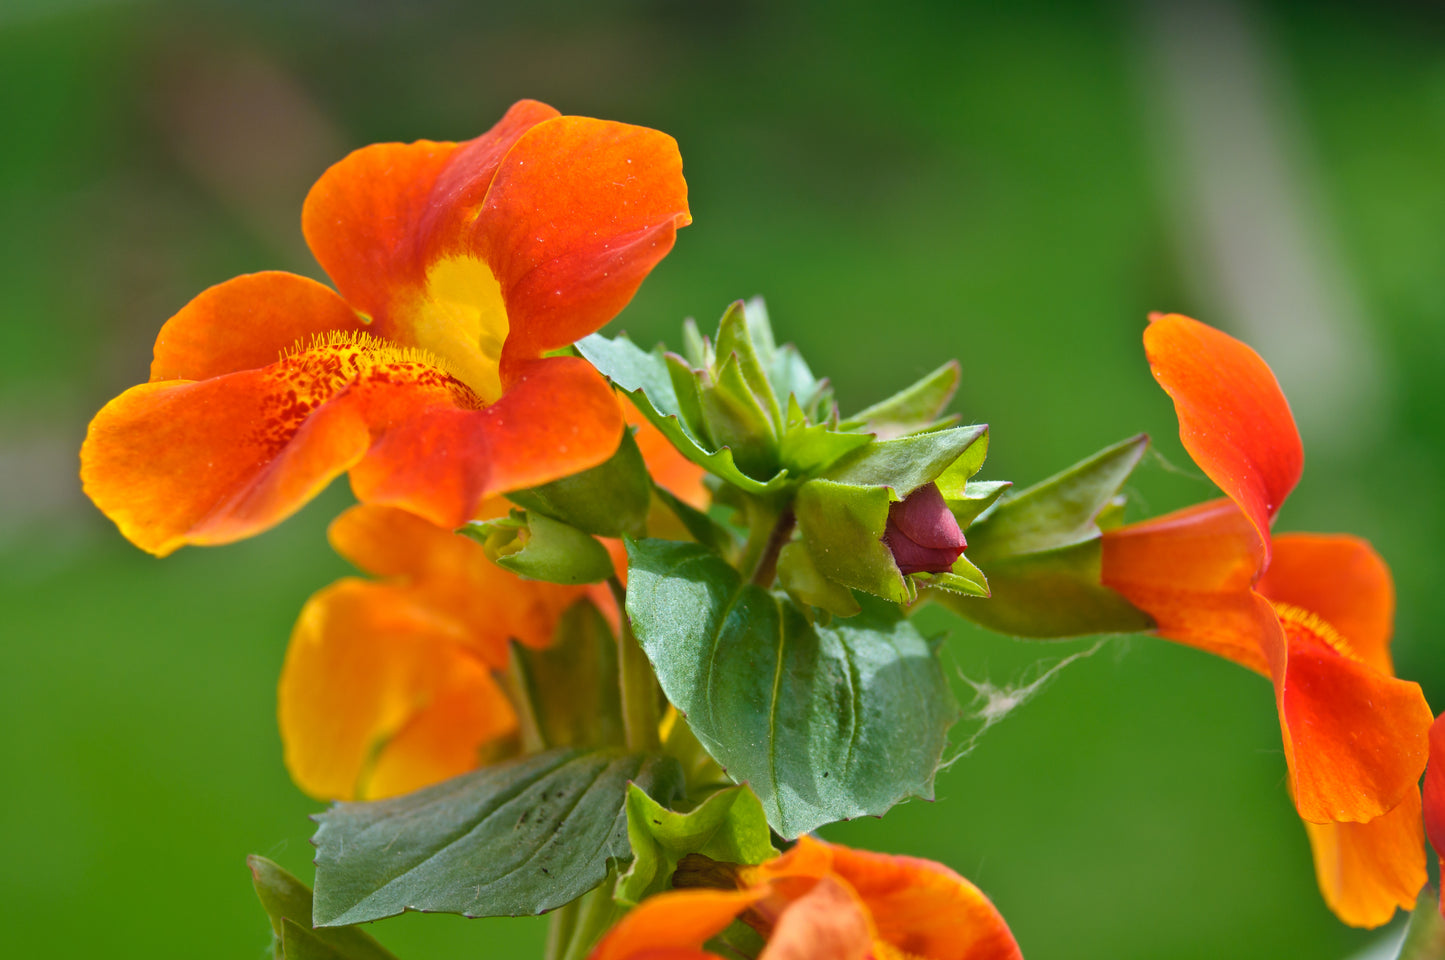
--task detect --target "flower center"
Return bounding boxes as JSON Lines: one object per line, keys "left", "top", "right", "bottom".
{"left": 410, "top": 255, "right": 510, "bottom": 404}
{"left": 1272, "top": 602, "right": 1361, "bottom": 663}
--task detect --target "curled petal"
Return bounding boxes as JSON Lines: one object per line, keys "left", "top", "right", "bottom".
{"left": 476, "top": 116, "right": 691, "bottom": 366}
{"left": 1257, "top": 534, "right": 1396, "bottom": 674}
{"left": 349, "top": 355, "right": 625, "bottom": 527}
{"left": 588, "top": 889, "right": 762, "bottom": 960}
{"left": 278, "top": 579, "right": 516, "bottom": 801}
{"left": 759, "top": 874, "right": 872, "bottom": 960}
{"left": 328, "top": 504, "right": 588, "bottom": 667}
{"left": 825, "top": 843, "right": 1023, "bottom": 960}
{"left": 1101, "top": 499, "right": 1270, "bottom": 673}
{"left": 1304, "top": 788, "right": 1425, "bottom": 928}
{"left": 1143, "top": 313, "right": 1303, "bottom": 560}
{"left": 81, "top": 337, "right": 477, "bottom": 556}
{"left": 1273, "top": 599, "right": 1432, "bottom": 824}
{"left": 150, "top": 271, "right": 366, "bottom": 381}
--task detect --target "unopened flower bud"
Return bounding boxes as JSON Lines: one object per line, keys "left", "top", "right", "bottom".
{"left": 883, "top": 483, "right": 966, "bottom": 575}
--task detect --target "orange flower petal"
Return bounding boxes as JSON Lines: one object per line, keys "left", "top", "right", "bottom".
{"left": 1424, "top": 716, "right": 1445, "bottom": 887}
{"left": 474, "top": 116, "right": 691, "bottom": 367}
{"left": 588, "top": 889, "right": 762, "bottom": 960}
{"left": 1257, "top": 533, "right": 1396, "bottom": 674}
{"left": 149, "top": 271, "right": 366, "bottom": 381}
{"left": 1273, "top": 600, "right": 1432, "bottom": 824}
{"left": 1303, "top": 787, "right": 1425, "bottom": 928}
{"left": 328, "top": 504, "right": 588, "bottom": 667}
{"left": 824, "top": 844, "right": 1023, "bottom": 960}
{"left": 302, "top": 139, "right": 458, "bottom": 322}
{"left": 81, "top": 336, "right": 477, "bottom": 556}
{"left": 759, "top": 874, "right": 872, "bottom": 960}
{"left": 349, "top": 355, "right": 625, "bottom": 527}
{"left": 1101, "top": 499, "right": 1271, "bottom": 673}
{"left": 1143, "top": 313, "right": 1303, "bottom": 560}
{"left": 278, "top": 578, "right": 516, "bottom": 801}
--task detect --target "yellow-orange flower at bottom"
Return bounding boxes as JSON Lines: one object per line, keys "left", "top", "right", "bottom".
{"left": 589, "top": 836, "right": 1022, "bottom": 960}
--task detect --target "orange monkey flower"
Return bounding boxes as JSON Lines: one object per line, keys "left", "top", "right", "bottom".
{"left": 1101, "top": 313, "right": 1431, "bottom": 927}
{"left": 81, "top": 99, "right": 690, "bottom": 556}
{"left": 589, "top": 835, "right": 1022, "bottom": 960}
{"left": 280, "top": 409, "right": 706, "bottom": 801}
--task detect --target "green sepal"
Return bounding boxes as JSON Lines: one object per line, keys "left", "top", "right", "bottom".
{"left": 777, "top": 395, "right": 873, "bottom": 477}
{"left": 464, "top": 511, "right": 614, "bottom": 585}
{"left": 575, "top": 332, "right": 790, "bottom": 494}
{"left": 625, "top": 539, "right": 958, "bottom": 839}
{"left": 933, "top": 429, "right": 991, "bottom": 498}
{"left": 824, "top": 424, "right": 988, "bottom": 496}
{"left": 777, "top": 540, "right": 863, "bottom": 618}
{"left": 942, "top": 435, "right": 1155, "bottom": 637}
{"left": 311, "top": 748, "right": 684, "bottom": 925}
{"left": 915, "top": 552, "right": 990, "bottom": 598}
{"left": 946, "top": 480, "right": 1012, "bottom": 530}
{"left": 715, "top": 300, "right": 783, "bottom": 431}
{"left": 248, "top": 857, "right": 398, "bottom": 960}
{"left": 842, "top": 361, "right": 960, "bottom": 435}
{"left": 1397, "top": 885, "right": 1445, "bottom": 959}
{"left": 615, "top": 783, "right": 778, "bottom": 906}
{"left": 508, "top": 600, "right": 622, "bottom": 751}
{"left": 698, "top": 352, "right": 780, "bottom": 479}
{"left": 507, "top": 428, "right": 652, "bottom": 539}
{"left": 794, "top": 479, "right": 908, "bottom": 602}
{"left": 735, "top": 297, "right": 826, "bottom": 412}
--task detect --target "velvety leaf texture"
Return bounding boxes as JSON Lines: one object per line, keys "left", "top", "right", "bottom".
{"left": 625, "top": 539, "right": 959, "bottom": 839}
{"left": 311, "top": 748, "right": 683, "bottom": 926}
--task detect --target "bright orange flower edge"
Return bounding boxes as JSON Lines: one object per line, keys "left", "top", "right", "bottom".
{"left": 588, "top": 836, "right": 1022, "bottom": 960}
{"left": 81, "top": 99, "right": 690, "bottom": 555}
{"left": 1101, "top": 313, "right": 1430, "bottom": 927}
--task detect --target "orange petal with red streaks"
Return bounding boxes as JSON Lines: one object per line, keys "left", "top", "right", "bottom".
{"left": 825, "top": 843, "right": 1024, "bottom": 960}
{"left": 1101, "top": 499, "right": 1271, "bottom": 673}
{"left": 470, "top": 116, "right": 690, "bottom": 367}
{"left": 1304, "top": 787, "right": 1425, "bottom": 928}
{"left": 1143, "top": 313, "right": 1303, "bottom": 559}
{"left": 1273, "top": 600, "right": 1432, "bottom": 824}
{"left": 759, "top": 874, "right": 872, "bottom": 960}
{"left": 1423, "top": 716, "right": 1445, "bottom": 888}
{"left": 278, "top": 579, "right": 516, "bottom": 801}
{"left": 349, "top": 355, "right": 625, "bottom": 527}
{"left": 81, "top": 337, "right": 477, "bottom": 556}
{"left": 328, "top": 504, "right": 587, "bottom": 668}
{"left": 1257, "top": 533, "right": 1396, "bottom": 674}
{"left": 150, "top": 271, "right": 366, "bottom": 381}
{"left": 587, "top": 889, "right": 762, "bottom": 960}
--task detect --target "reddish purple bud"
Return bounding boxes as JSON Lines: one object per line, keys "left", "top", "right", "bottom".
{"left": 883, "top": 483, "right": 967, "bottom": 575}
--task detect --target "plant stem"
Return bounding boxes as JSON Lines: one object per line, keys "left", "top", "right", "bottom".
{"left": 609, "top": 576, "right": 661, "bottom": 754}
{"left": 543, "top": 899, "right": 579, "bottom": 960}
{"left": 556, "top": 879, "right": 623, "bottom": 960}
{"left": 748, "top": 506, "right": 795, "bottom": 588}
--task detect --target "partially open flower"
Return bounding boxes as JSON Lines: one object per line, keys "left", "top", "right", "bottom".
{"left": 884, "top": 483, "right": 967, "bottom": 575}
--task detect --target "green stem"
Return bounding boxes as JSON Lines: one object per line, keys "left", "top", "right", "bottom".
{"left": 748, "top": 506, "right": 795, "bottom": 588}
{"left": 556, "top": 880, "right": 624, "bottom": 960}
{"left": 609, "top": 576, "right": 661, "bottom": 754}
{"left": 543, "top": 899, "right": 579, "bottom": 960}
{"left": 500, "top": 644, "right": 547, "bottom": 755}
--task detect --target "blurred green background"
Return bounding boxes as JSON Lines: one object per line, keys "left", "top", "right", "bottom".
{"left": 4, "top": 0, "right": 1445, "bottom": 957}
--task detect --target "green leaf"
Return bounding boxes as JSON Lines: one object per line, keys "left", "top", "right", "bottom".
{"left": 823, "top": 425, "right": 988, "bottom": 496}
{"left": 576, "top": 332, "right": 789, "bottom": 495}
{"left": 946, "top": 480, "right": 1011, "bottom": 530}
{"left": 616, "top": 783, "right": 777, "bottom": 906}
{"left": 844, "top": 361, "right": 960, "bottom": 435}
{"left": 625, "top": 539, "right": 959, "bottom": 838}
{"left": 698, "top": 353, "right": 780, "bottom": 480}
{"left": 777, "top": 540, "right": 863, "bottom": 618}
{"left": 311, "top": 748, "right": 684, "bottom": 925}
{"left": 715, "top": 300, "right": 782, "bottom": 431}
{"left": 793, "top": 479, "right": 907, "bottom": 601}
{"left": 507, "top": 428, "right": 652, "bottom": 539}
{"left": 933, "top": 430, "right": 991, "bottom": 498}
{"left": 1398, "top": 886, "right": 1445, "bottom": 959}
{"left": 967, "top": 435, "right": 1148, "bottom": 559}
{"left": 777, "top": 403, "right": 873, "bottom": 477}
{"left": 944, "top": 436, "right": 1154, "bottom": 638}
{"left": 248, "top": 857, "right": 398, "bottom": 960}
{"left": 510, "top": 601, "right": 622, "bottom": 750}
{"left": 476, "top": 512, "right": 615, "bottom": 584}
